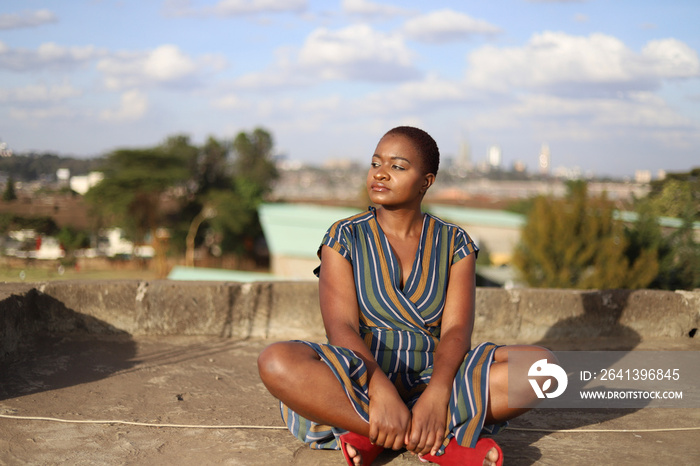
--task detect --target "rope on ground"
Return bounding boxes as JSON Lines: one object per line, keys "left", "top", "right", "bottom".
{"left": 506, "top": 426, "right": 700, "bottom": 433}
{"left": 0, "top": 413, "right": 287, "bottom": 429}
{"left": 1, "top": 413, "right": 699, "bottom": 433}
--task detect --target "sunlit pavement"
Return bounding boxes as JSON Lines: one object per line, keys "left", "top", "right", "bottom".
{"left": 1, "top": 335, "right": 698, "bottom": 465}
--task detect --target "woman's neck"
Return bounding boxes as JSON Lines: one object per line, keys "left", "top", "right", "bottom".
{"left": 374, "top": 206, "right": 424, "bottom": 240}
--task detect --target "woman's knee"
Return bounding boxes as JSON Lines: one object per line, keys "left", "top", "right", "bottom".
{"left": 257, "top": 342, "right": 311, "bottom": 387}
{"left": 495, "top": 344, "right": 556, "bottom": 365}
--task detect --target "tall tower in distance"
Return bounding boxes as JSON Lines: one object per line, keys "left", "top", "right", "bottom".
{"left": 539, "top": 143, "right": 550, "bottom": 176}
{"left": 456, "top": 140, "right": 472, "bottom": 174}
{"left": 488, "top": 145, "right": 502, "bottom": 170}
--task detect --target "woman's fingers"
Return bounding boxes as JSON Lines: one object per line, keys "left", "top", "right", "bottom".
{"left": 428, "top": 429, "right": 443, "bottom": 456}
{"left": 406, "top": 424, "right": 426, "bottom": 453}
{"left": 370, "top": 419, "right": 410, "bottom": 450}
{"left": 406, "top": 418, "right": 444, "bottom": 456}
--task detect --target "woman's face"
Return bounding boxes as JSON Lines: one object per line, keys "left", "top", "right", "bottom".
{"left": 366, "top": 133, "right": 434, "bottom": 209}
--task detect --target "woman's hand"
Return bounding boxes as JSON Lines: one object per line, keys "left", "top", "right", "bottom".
{"left": 367, "top": 374, "right": 411, "bottom": 451}
{"left": 405, "top": 385, "right": 450, "bottom": 456}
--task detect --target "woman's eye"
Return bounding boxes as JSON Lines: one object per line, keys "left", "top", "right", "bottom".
{"left": 392, "top": 165, "right": 405, "bottom": 170}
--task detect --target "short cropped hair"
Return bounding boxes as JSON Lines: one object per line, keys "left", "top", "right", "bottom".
{"left": 384, "top": 126, "right": 440, "bottom": 176}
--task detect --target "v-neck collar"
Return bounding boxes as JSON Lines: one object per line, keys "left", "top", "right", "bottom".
{"left": 370, "top": 206, "right": 428, "bottom": 294}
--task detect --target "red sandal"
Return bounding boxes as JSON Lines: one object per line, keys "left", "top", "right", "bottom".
{"left": 339, "top": 431, "right": 384, "bottom": 466}
{"left": 419, "top": 437, "right": 503, "bottom": 466}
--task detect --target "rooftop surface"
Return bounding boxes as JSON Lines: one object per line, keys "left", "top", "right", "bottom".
{"left": 2, "top": 334, "right": 699, "bottom": 465}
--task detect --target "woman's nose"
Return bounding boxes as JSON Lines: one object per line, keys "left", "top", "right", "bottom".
{"left": 374, "top": 167, "right": 388, "bottom": 179}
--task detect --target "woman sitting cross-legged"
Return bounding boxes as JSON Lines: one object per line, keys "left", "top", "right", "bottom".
{"left": 258, "top": 126, "right": 555, "bottom": 466}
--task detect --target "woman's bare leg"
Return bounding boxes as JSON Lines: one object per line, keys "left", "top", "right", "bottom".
{"left": 476, "top": 345, "right": 556, "bottom": 465}
{"left": 485, "top": 345, "right": 556, "bottom": 423}
{"left": 257, "top": 341, "right": 371, "bottom": 464}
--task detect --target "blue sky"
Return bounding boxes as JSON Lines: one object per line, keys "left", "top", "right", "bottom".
{"left": 1, "top": 0, "right": 698, "bottom": 178}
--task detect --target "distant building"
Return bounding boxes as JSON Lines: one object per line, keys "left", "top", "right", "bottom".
{"left": 488, "top": 145, "right": 502, "bottom": 169}
{"left": 56, "top": 168, "right": 71, "bottom": 187}
{"left": 0, "top": 141, "right": 12, "bottom": 158}
{"left": 323, "top": 159, "right": 358, "bottom": 170}
{"left": 70, "top": 171, "right": 104, "bottom": 195}
{"left": 455, "top": 140, "right": 472, "bottom": 174}
{"left": 634, "top": 170, "right": 652, "bottom": 184}
{"left": 539, "top": 143, "right": 550, "bottom": 175}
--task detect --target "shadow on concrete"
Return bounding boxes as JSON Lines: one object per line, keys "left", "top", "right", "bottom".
{"left": 536, "top": 290, "right": 642, "bottom": 350}
{"left": 0, "top": 292, "right": 137, "bottom": 402}
{"left": 501, "top": 289, "right": 646, "bottom": 465}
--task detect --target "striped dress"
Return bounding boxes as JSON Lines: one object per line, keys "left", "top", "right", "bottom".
{"left": 281, "top": 207, "right": 503, "bottom": 455}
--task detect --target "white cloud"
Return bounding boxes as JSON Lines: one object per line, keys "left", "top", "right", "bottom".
{"left": 0, "top": 82, "right": 82, "bottom": 103}
{"left": 0, "top": 41, "right": 107, "bottom": 71}
{"left": 230, "top": 24, "right": 420, "bottom": 88}
{"left": 0, "top": 9, "right": 57, "bottom": 30}
{"left": 469, "top": 92, "right": 698, "bottom": 147}
{"left": 97, "top": 44, "right": 226, "bottom": 90}
{"left": 9, "top": 106, "right": 80, "bottom": 121}
{"left": 231, "top": 70, "right": 312, "bottom": 89}
{"left": 211, "top": 93, "right": 249, "bottom": 109}
{"left": 359, "top": 74, "right": 473, "bottom": 114}
{"left": 100, "top": 90, "right": 149, "bottom": 121}
{"left": 297, "top": 24, "right": 419, "bottom": 81}
{"left": 642, "top": 38, "right": 700, "bottom": 79}
{"left": 216, "top": 0, "right": 306, "bottom": 14}
{"left": 164, "top": 0, "right": 307, "bottom": 17}
{"left": 342, "top": 0, "right": 412, "bottom": 18}
{"left": 466, "top": 32, "right": 700, "bottom": 94}
{"left": 402, "top": 9, "right": 501, "bottom": 43}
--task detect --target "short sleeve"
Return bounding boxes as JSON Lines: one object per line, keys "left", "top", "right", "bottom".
{"left": 313, "top": 219, "right": 354, "bottom": 277}
{"left": 451, "top": 227, "right": 479, "bottom": 265}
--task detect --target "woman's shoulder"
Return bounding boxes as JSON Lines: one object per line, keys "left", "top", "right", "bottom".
{"left": 425, "top": 211, "right": 468, "bottom": 235}
{"left": 327, "top": 208, "right": 375, "bottom": 232}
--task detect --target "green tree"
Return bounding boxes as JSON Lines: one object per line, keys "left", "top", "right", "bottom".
{"left": 2, "top": 176, "right": 17, "bottom": 201}
{"left": 514, "top": 182, "right": 658, "bottom": 289}
{"left": 631, "top": 170, "right": 700, "bottom": 290}
{"left": 57, "top": 226, "right": 90, "bottom": 265}
{"left": 84, "top": 129, "right": 279, "bottom": 269}
{"left": 196, "top": 136, "right": 231, "bottom": 194}
{"left": 85, "top": 136, "right": 194, "bottom": 243}
{"left": 231, "top": 127, "right": 278, "bottom": 198}
{"left": 0, "top": 213, "right": 58, "bottom": 235}
{"left": 170, "top": 135, "right": 231, "bottom": 257}
{"left": 648, "top": 168, "right": 699, "bottom": 221}
{"left": 206, "top": 128, "right": 278, "bottom": 261}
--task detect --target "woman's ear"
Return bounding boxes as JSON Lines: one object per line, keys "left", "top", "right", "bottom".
{"left": 421, "top": 173, "right": 436, "bottom": 193}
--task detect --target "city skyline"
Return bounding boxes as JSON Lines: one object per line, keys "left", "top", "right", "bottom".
{"left": 1, "top": 1, "right": 698, "bottom": 178}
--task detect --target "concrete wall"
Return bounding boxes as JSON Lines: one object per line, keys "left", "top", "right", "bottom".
{"left": 2, "top": 280, "right": 699, "bottom": 360}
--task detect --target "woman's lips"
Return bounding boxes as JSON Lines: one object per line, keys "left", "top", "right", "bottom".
{"left": 371, "top": 183, "right": 389, "bottom": 192}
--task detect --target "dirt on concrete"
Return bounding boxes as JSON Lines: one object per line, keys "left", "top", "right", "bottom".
{"left": 1, "top": 334, "right": 699, "bottom": 465}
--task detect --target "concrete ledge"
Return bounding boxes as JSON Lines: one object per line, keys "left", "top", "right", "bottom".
{"left": 2, "top": 280, "right": 699, "bottom": 360}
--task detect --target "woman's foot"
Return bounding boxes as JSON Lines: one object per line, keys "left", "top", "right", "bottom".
{"left": 343, "top": 443, "right": 364, "bottom": 466}
{"left": 340, "top": 432, "right": 384, "bottom": 466}
{"left": 419, "top": 437, "right": 503, "bottom": 466}
{"left": 482, "top": 445, "right": 500, "bottom": 466}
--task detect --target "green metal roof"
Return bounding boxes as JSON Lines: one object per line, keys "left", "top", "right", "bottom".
{"left": 426, "top": 205, "right": 525, "bottom": 229}
{"left": 614, "top": 210, "right": 700, "bottom": 230}
{"left": 258, "top": 203, "right": 527, "bottom": 260}
{"left": 258, "top": 203, "right": 361, "bottom": 259}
